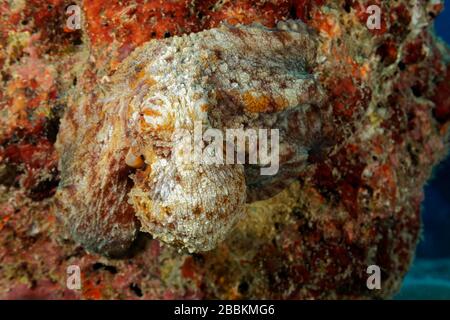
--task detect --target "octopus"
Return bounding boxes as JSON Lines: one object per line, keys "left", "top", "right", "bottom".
{"left": 55, "top": 20, "right": 331, "bottom": 256}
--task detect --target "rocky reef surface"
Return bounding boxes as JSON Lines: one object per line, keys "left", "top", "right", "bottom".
{"left": 0, "top": 0, "right": 449, "bottom": 299}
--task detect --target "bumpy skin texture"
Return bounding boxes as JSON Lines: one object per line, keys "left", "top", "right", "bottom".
{"left": 55, "top": 91, "right": 139, "bottom": 257}
{"left": 0, "top": 0, "right": 449, "bottom": 300}
{"left": 56, "top": 21, "right": 325, "bottom": 254}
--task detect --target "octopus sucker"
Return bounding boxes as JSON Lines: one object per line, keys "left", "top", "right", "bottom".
{"left": 55, "top": 20, "right": 327, "bottom": 255}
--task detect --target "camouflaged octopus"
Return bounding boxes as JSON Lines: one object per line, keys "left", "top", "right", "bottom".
{"left": 55, "top": 20, "right": 330, "bottom": 256}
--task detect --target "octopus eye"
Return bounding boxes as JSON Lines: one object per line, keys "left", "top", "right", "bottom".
{"left": 125, "top": 149, "right": 145, "bottom": 169}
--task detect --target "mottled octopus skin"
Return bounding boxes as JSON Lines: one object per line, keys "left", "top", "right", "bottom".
{"left": 55, "top": 93, "right": 139, "bottom": 257}
{"left": 55, "top": 21, "right": 327, "bottom": 255}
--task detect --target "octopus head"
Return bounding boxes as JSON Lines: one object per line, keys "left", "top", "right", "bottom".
{"left": 55, "top": 20, "right": 326, "bottom": 255}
